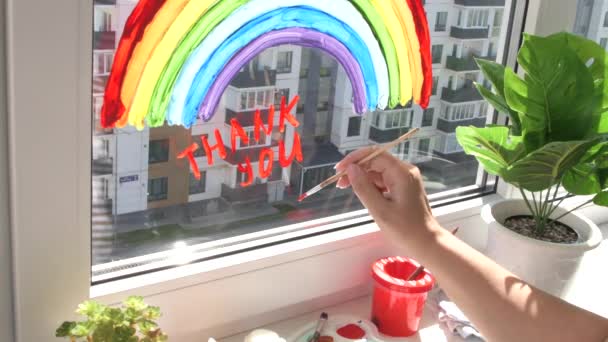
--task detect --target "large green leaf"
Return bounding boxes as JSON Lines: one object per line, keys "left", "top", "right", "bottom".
{"left": 476, "top": 59, "right": 522, "bottom": 134}
{"left": 593, "top": 191, "right": 608, "bottom": 206}
{"left": 455, "top": 126, "right": 526, "bottom": 177}
{"left": 504, "top": 140, "right": 598, "bottom": 191}
{"left": 510, "top": 34, "right": 596, "bottom": 143}
{"left": 504, "top": 68, "right": 546, "bottom": 151}
{"left": 562, "top": 163, "right": 602, "bottom": 195}
{"left": 547, "top": 32, "right": 607, "bottom": 80}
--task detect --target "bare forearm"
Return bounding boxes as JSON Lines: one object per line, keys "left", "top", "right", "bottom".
{"left": 413, "top": 228, "right": 608, "bottom": 342}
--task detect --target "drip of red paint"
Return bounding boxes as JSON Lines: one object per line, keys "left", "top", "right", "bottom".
{"left": 297, "top": 193, "right": 307, "bottom": 202}
{"left": 336, "top": 324, "right": 366, "bottom": 340}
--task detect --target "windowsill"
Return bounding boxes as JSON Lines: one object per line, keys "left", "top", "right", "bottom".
{"left": 219, "top": 217, "right": 607, "bottom": 342}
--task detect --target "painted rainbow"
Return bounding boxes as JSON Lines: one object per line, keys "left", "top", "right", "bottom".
{"left": 100, "top": 0, "right": 432, "bottom": 130}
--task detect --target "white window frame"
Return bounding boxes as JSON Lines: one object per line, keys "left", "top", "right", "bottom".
{"left": 4, "top": 1, "right": 607, "bottom": 341}
{"left": 236, "top": 127, "right": 271, "bottom": 149}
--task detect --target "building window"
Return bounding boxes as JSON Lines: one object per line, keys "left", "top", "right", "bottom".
{"left": 422, "top": 108, "right": 435, "bottom": 127}
{"left": 192, "top": 134, "right": 208, "bottom": 157}
{"left": 384, "top": 109, "right": 412, "bottom": 129}
{"left": 147, "top": 177, "right": 168, "bottom": 202}
{"left": 392, "top": 141, "right": 410, "bottom": 159}
{"left": 238, "top": 88, "right": 275, "bottom": 110}
{"left": 604, "top": 12, "right": 608, "bottom": 27}
{"left": 347, "top": 116, "right": 362, "bottom": 137}
{"left": 435, "top": 12, "right": 448, "bottom": 32}
{"left": 372, "top": 111, "right": 381, "bottom": 127}
{"left": 275, "top": 88, "right": 290, "bottom": 106}
{"left": 601, "top": 38, "right": 608, "bottom": 49}
{"left": 418, "top": 138, "right": 430, "bottom": 157}
{"left": 238, "top": 129, "right": 269, "bottom": 148}
{"left": 441, "top": 103, "right": 477, "bottom": 121}
{"left": 467, "top": 9, "right": 490, "bottom": 28}
{"left": 432, "top": 45, "right": 443, "bottom": 64}
{"left": 432, "top": 76, "right": 439, "bottom": 95}
{"left": 189, "top": 172, "right": 207, "bottom": 195}
{"left": 148, "top": 139, "right": 169, "bottom": 164}
{"left": 277, "top": 51, "right": 293, "bottom": 73}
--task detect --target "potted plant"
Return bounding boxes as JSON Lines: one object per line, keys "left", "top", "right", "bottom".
{"left": 456, "top": 32, "right": 608, "bottom": 296}
{"left": 56, "top": 296, "right": 168, "bottom": 341}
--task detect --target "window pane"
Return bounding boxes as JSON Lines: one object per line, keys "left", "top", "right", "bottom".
{"left": 435, "top": 12, "right": 448, "bottom": 32}
{"left": 432, "top": 44, "right": 443, "bottom": 64}
{"left": 347, "top": 116, "right": 362, "bottom": 137}
{"left": 148, "top": 139, "right": 169, "bottom": 164}
{"left": 91, "top": 0, "right": 514, "bottom": 275}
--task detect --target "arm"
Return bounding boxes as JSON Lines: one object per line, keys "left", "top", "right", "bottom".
{"left": 335, "top": 148, "right": 608, "bottom": 342}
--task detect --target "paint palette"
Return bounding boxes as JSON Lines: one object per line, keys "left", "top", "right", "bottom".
{"left": 289, "top": 315, "right": 403, "bottom": 342}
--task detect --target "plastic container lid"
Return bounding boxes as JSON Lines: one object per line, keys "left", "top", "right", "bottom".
{"left": 371, "top": 256, "right": 435, "bottom": 293}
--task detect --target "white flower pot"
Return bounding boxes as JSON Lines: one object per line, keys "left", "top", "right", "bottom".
{"left": 481, "top": 199, "right": 602, "bottom": 297}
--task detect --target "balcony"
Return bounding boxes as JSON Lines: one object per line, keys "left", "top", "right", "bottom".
{"left": 441, "top": 86, "right": 483, "bottom": 103}
{"left": 450, "top": 26, "right": 489, "bottom": 39}
{"left": 436, "top": 117, "right": 486, "bottom": 133}
{"left": 454, "top": 0, "right": 505, "bottom": 6}
{"left": 446, "top": 55, "right": 496, "bottom": 72}
{"left": 230, "top": 69, "right": 277, "bottom": 89}
{"left": 93, "top": 31, "right": 116, "bottom": 50}
{"left": 369, "top": 126, "right": 411, "bottom": 143}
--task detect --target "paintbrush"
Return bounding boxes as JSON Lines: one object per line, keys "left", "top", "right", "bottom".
{"left": 309, "top": 312, "right": 328, "bottom": 342}
{"left": 298, "top": 128, "right": 420, "bottom": 202}
{"left": 407, "top": 227, "right": 460, "bottom": 281}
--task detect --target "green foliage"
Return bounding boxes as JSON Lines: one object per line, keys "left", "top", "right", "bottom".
{"left": 55, "top": 296, "right": 167, "bottom": 342}
{"left": 456, "top": 32, "right": 608, "bottom": 236}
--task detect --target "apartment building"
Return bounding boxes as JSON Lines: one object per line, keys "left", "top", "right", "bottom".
{"left": 92, "top": 0, "right": 507, "bottom": 219}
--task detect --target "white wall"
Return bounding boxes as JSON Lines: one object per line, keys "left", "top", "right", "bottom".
{"left": 0, "top": 0, "right": 14, "bottom": 340}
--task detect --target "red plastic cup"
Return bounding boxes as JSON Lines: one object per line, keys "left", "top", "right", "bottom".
{"left": 371, "top": 256, "right": 435, "bottom": 337}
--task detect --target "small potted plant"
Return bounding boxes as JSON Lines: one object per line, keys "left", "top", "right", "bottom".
{"left": 56, "top": 296, "right": 168, "bottom": 341}
{"left": 456, "top": 32, "right": 608, "bottom": 296}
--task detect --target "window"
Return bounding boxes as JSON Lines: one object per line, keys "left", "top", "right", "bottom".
{"left": 347, "top": 116, "right": 362, "bottom": 137}
{"left": 392, "top": 141, "right": 410, "bottom": 159}
{"left": 148, "top": 177, "right": 168, "bottom": 202}
{"left": 383, "top": 109, "right": 412, "bottom": 129}
{"left": 238, "top": 88, "right": 275, "bottom": 110}
{"left": 422, "top": 108, "right": 435, "bottom": 127}
{"left": 435, "top": 12, "right": 448, "bottom": 32}
{"left": 601, "top": 38, "right": 608, "bottom": 49}
{"left": 441, "top": 103, "right": 477, "bottom": 121}
{"left": 149, "top": 139, "right": 169, "bottom": 164}
{"left": 604, "top": 12, "right": 608, "bottom": 27}
{"left": 87, "top": 0, "right": 516, "bottom": 280}
{"left": 192, "top": 134, "right": 208, "bottom": 157}
{"left": 418, "top": 138, "right": 430, "bottom": 157}
{"left": 275, "top": 88, "right": 290, "bottom": 106}
{"left": 189, "top": 172, "right": 207, "bottom": 195}
{"left": 467, "top": 9, "right": 489, "bottom": 28}
{"left": 238, "top": 129, "right": 269, "bottom": 148}
{"left": 432, "top": 45, "right": 443, "bottom": 64}
{"left": 277, "top": 51, "right": 293, "bottom": 73}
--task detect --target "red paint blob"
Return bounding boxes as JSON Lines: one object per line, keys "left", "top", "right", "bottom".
{"left": 336, "top": 324, "right": 366, "bottom": 340}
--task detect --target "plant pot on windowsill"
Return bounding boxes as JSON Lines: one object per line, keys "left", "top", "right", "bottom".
{"left": 481, "top": 199, "right": 602, "bottom": 296}
{"left": 456, "top": 32, "right": 608, "bottom": 297}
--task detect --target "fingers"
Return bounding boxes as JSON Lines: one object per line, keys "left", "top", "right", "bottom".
{"left": 346, "top": 164, "right": 390, "bottom": 217}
